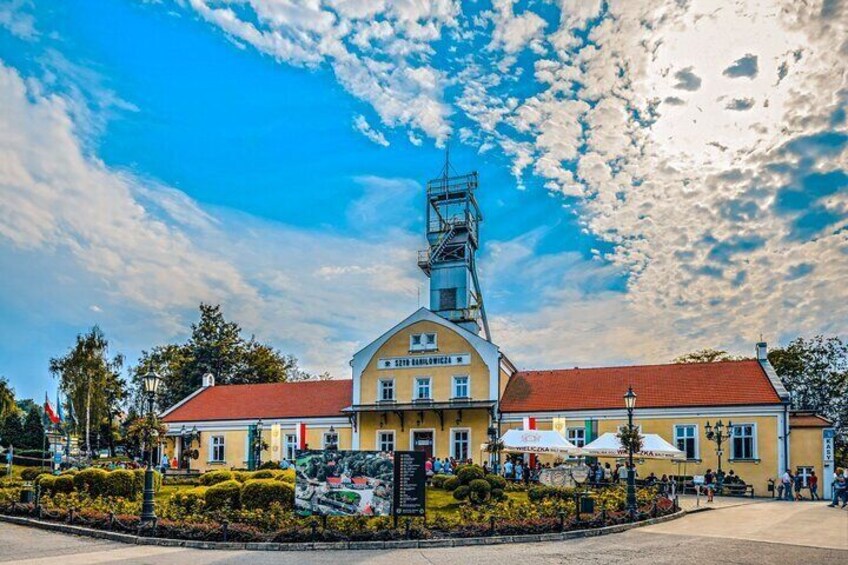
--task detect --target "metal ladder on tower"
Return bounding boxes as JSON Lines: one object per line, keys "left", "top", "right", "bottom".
{"left": 430, "top": 221, "right": 457, "bottom": 262}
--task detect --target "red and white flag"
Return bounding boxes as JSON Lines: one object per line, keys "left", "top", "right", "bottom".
{"left": 44, "top": 393, "right": 60, "bottom": 424}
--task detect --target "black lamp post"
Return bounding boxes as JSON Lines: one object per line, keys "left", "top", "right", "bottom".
{"left": 252, "top": 419, "right": 264, "bottom": 470}
{"left": 705, "top": 419, "right": 732, "bottom": 488}
{"left": 141, "top": 371, "right": 161, "bottom": 523}
{"left": 624, "top": 387, "right": 637, "bottom": 520}
{"left": 487, "top": 425, "right": 499, "bottom": 471}
{"left": 326, "top": 425, "right": 338, "bottom": 451}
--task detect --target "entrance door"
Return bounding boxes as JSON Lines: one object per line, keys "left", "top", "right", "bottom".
{"left": 412, "top": 431, "right": 434, "bottom": 460}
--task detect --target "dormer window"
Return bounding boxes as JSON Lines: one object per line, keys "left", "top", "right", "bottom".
{"left": 410, "top": 332, "right": 437, "bottom": 352}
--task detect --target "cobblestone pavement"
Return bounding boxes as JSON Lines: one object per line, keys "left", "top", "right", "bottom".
{"left": 1, "top": 501, "right": 845, "bottom": 564}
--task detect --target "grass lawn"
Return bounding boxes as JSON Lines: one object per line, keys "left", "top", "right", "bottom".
{"left": 426, "top": 488, "right": 527, "bottom": 517}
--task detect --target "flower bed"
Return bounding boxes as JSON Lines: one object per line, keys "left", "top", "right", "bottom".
{"left": 0, "top": 481, "right": 677, "bottom": 544}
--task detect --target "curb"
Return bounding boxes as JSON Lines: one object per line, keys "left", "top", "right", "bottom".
{"left": 0, "top": 510, "right": 684, "bottom": 551}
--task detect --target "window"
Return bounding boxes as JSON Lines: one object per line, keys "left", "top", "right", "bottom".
{"left": 566, "top": 427, "right": 586, "bottom": 448}
{"left": 211, "top": 436, "right": 225, "bottom": 462}
{"left": 323, "top": 432, "right": 339, "bottom": 450}
{"left": 674, "top": 425, "right": 698, "bottom": 460}
{"left": 378, "top": 379, "right": 395, "bottom": 402}
{"left": 410, "top": 333, "right": 438, "bottom": 351}
{"left": 284, "top": 434, "right": 297, "bottom": 461}
{"left": 439, "top": 288, "right": 457, "bottom": 310}
{"left": 415, "top": 377, "right": 432, "bottom": 400}
{"left": 796, "top": 466, "right": 814, "bottom": 487}
{"left": 452, "top": 429, "right": 470, "bottom": 461}
{"left": 453, "top": 376, "right": 470, "bottom": 399}
{"left": 378, "top": 431, "right": 395, "bottom": 452}
{"left": 731, "top": 424, "right": 755, "bottom": 460}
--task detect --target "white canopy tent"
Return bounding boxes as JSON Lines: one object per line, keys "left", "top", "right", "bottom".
{"left": 496, "top": 429, "right": 582, "bottom": 455}
{"left": 579, "top": 432, "right": 685, "bottom": 460}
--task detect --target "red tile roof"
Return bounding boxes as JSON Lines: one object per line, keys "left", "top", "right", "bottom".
{"left": 500, "top": 360, "right": 783, "bottom": 413}
{"left": 162, "top": 380, "right": 352, "bottom": 422}
{"left": 789, "top": 412, "right": 832, "bottom": 428}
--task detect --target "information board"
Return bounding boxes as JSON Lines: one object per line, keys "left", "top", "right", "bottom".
{"left": 393, "top": 450, "right": 426, "bottom": 516}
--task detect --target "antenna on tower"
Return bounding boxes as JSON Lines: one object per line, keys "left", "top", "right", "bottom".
{"left": 440, "top": 134, "right": 456, "bottom": 179}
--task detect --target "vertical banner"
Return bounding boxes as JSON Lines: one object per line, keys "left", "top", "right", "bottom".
{"left": 270, "top": 423, "right": 281, "bottom": 461}
{"left": 247, "top": 424, "right": 256, "bottom": 470}
{"left": 823, "top": 428, "right": 835, "bottom": 497}
{"left": 296, "top": 422, "right": 307, "bottom": 450}
{"left": 523, "top": 417, "right": 537, "bottom": 467}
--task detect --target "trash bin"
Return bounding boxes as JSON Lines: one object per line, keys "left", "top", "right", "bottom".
{"left": 19, "top": 489, "right": 34, "bottom": 504}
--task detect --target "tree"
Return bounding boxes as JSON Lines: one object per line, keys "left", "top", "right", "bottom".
{"left": 21, "top": 406, "right": 45, "bottom": 450}
{"left": 768, "top": 336, "right": 848, "bottom": 465}
{"left": 674, "top": 349, "right": 749, "bottom": 363}
{"left": 0, "top": 377, "right": 16, "bottom": 421}
{"left": 0, "top": 412, "right": 25, "bottom": 448}
{"left": 132, "top": 303, "right": 326, "bottom": 410}
{"left": 49, "top": 326, "right": 127, "bottom": 454}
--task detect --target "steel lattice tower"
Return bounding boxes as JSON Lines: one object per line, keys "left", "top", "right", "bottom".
{"left": 417, "top": 149, "right": 491, "bottom": 340}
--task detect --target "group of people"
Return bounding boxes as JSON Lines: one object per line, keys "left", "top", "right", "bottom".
{"left": 423, "top": 456, "right": 474, "bottom": 477}
{"left": 778, "top": 468, "right": 820, "bottom": 501}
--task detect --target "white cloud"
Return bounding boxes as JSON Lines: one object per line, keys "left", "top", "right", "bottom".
{"left": 0, "top": 61, "right": 426, "bottom": 378}
{"left": 352, "top": 114, "right": 389, "bottom": 146}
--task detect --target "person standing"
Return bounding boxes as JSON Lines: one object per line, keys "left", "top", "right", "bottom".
{"left": 705, "top": 469, "right": 715, "bottom": 503}
{"left": 160, "top": 453, "right": 170, "bottom": 475}
{"left": 781, "top": 468, "right": 794, "bottom": 501}
{"left": 829, "top": 468, "right": 846, "bottom": 508}
{"left": 809, "top": 470, "right": 819, "bottom": 501}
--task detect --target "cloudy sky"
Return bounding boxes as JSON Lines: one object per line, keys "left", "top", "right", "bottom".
{"left": 1, "top": 0, "right": 846, "bottom": 400}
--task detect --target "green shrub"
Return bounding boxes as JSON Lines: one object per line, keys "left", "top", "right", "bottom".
{"left": 36, "top": 474, "right": 56, "bottom": 494}
{"left": 169, "top": 486, "right": 208, "bottom": 514}
{"left": 20, "top": 468, "right": 46, "bottom": 481}
{"left": 204, "top": 479, "right": 242, "bottom": 511}
{"left": 200, "top": 470, "right": 234, "bottom": 486}
{"left": 430, "top": 474, "right": 448, "bottom": 489}
{"left": 105, "top": 469, "right": 136, "bottom": 498}
{"left": 452, "top": 485, "right": 470, "bottom": 501}
{"left": 443, "top": 476, "right": 460, "bottom": 491}
{"left": 528, "top": 485, "right": 574, "bottom": 502}
{"left": 131, "top": 469, "right": 162, "bottom": 498}
{"left": 251, "top": 470, "right": 275, "bottom": 479}
{"left": 456, "top": 465, "right": 485, "bottom": 485}
{"left": 491, "top": 488, "right": 505, "bottom": 501}
{"left": 485, "top": 474, "right": 507, "bottom": 490}
{"left": 53, "top": 475, "right": 74, "bottom": 494}
{"left": 233, "top": 471, "right": 252, "bottom": 483}
{"left": 241, "top": 479, "right": 294, "bottom": 510}
{"left": 276, "top": 469, "right": 295, "bottom": 484}
{"left": 468, "top": 479, "right": 491, "bottom": 504}
{"left": 258, "top": 460, "right": 279, "bottom": 470}
{"left": 73, "top": 468, "right": 108, "bottom": 497}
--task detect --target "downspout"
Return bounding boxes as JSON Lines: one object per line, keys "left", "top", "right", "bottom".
{"left": 783, "top": 401, "right": 790, "bottom": 473}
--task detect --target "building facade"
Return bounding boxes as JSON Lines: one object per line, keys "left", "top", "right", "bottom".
{"left": 160, "top": 162, "right": 836, "bottom": 496}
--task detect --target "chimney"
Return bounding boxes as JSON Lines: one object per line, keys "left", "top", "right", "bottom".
{"left": 755, "top": 342, "right": 768, "bottom": 361}
{"left": 202, "top": 372, "right": 215, "bottom": 387}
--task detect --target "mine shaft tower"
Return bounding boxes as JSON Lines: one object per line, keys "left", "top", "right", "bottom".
{"left": 418, "top": 150, "right": 491, "bottom": 341}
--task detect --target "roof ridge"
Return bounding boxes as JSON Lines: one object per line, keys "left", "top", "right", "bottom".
{"left": 517, "top": 359, "right": 758, "bottom": 374}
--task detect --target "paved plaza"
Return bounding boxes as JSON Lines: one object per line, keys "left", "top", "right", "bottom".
{"left": 0, "top": 500, "right": 845, "bottom": 564}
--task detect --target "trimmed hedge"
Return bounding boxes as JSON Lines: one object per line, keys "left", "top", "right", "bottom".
{"left": 456, "top": 466, "right": 485, "bottom": 484}
{"left": 250, "top": 470, "right": 276, "bottom": 480}
{"left": 73, "top": 468, "right": 109, "bottom": 497}
{"left": 241, "top": 479, "right": 294, "bottom": 511}
{"left": 200, "top": 470, "right": 234, "bottom": 486}
{"left": 132, "top": 469, "right": 162, "bottom": 497}
{"left": 53, "top": 475, "right": 74, "bottom": 494}
{"left": 430, "top": 474, "right": 448, "bottom": 489}
{"left": 20, "top": 468, "right": 45, "bottom": 481}
{"left": 104, "top": 469, "right": 136, "bottom": 498}
{"left": 204, "top": 480, "right": 242, "bottom": 511}
{"left": 170, "top": 486, "right": 208, "bottom": 514}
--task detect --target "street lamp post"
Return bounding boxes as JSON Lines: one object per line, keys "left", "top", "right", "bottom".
{"left": 624, "top": 387, "right": 638, "bottom": 520}
{"left": 141, "top": 371, "right": 162, "bottom": 524}
{"left": 705, "top": 420, "right": 732, "bottom": 490}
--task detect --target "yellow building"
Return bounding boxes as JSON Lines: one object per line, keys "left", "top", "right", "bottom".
{"left": 159, "top": 163, "right": 836, "bottom": 497}
{"left": 344, "top": 308, "right": 515, "bottom": 464}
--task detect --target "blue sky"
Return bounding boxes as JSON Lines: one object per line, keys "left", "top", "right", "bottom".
{"left": 0, "top": 0, "right": 846, "bottom": 402}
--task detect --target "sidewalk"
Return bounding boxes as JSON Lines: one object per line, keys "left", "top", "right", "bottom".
{"left": 675, "top": 493, "right": 772, "bottom": 512}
